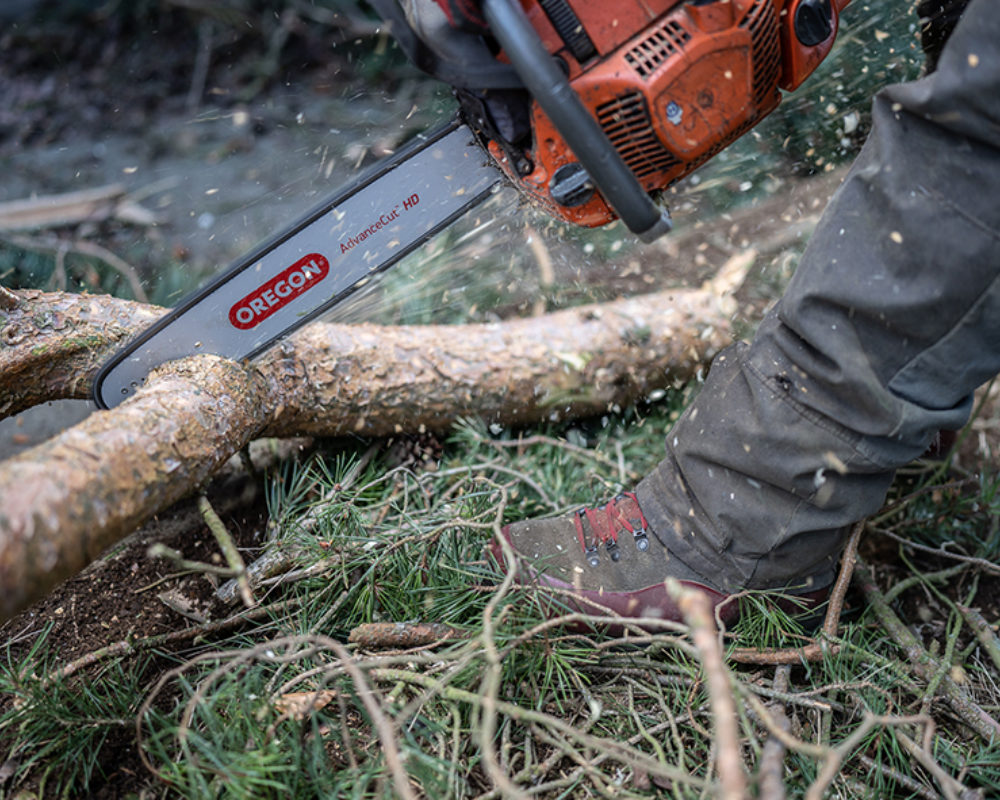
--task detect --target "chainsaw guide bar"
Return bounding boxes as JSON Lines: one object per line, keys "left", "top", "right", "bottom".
{"left": 93, "top": 120, "right": 501, "bottom": 409}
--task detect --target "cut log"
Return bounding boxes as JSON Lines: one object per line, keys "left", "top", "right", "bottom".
{"left": 0, "top": 257, "right": 747, "bottom": 622}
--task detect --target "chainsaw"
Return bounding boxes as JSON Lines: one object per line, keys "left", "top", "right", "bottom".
{"left": 93, "top": 0, "right": 850, "bottom": 409}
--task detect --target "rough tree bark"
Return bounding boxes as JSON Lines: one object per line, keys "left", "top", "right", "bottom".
{"left": 0, "top": 259, "right": 746, "bottom": 622}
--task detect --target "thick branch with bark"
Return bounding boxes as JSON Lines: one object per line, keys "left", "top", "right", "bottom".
{"left": 0, "top": 272, "right": 742, "bottom": 622}
{"left": 1, "top": 282, "right": 738, "bottom": 432}
{"left": 0, "top": 288, "right": 163, "bottom": 417}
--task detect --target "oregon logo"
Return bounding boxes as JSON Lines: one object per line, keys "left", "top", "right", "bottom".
{"left": 229, "top": 253, "right": 329, "bottom": 330}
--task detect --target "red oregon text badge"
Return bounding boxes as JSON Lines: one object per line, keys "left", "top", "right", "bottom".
{"left": 229, "top": 253, "right": 329, "bottom": 330}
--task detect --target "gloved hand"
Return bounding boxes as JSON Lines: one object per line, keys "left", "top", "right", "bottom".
{"left": 433, "top": 0, "right": 487, "bottom": 33}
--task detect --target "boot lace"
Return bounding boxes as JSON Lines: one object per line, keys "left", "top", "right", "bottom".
{"left": 574, "top": 492, "right": 650, "bottom": 567}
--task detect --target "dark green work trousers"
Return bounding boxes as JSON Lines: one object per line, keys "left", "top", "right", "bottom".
{"left": 637, "top": 0, "right": 1000, "bottom": 592}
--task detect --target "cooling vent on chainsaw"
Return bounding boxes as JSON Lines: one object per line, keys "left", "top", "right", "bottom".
{"left": 624, "top": 19, "right": 691, "bottom": 79}
{"left": 742, "top": 0, "right": 782, "bottom": 106}
{"left": 596, "top": 93, "right": 682, "bottom": 179}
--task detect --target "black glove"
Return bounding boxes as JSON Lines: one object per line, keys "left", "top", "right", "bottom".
{"left": 917, "top": 0, "right": 970, "bottom": 72}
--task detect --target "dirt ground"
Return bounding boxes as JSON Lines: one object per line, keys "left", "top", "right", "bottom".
{"left": 3, "top": 4, "right": 1000, "bottom": 797}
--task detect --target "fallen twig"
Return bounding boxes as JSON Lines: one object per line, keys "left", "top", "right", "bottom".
{"left": 855, "top": 559, "right": 1000, "bottom": 742}
{"left": 896, "top": 729, "right": 981, "bottom": 800}
{"left": 328, "top": 638, "right": 419, "bottom": 800}
{"left": 64, "top": 238, "right": 149, "bottom": 303}
{"left": 757, "top": 665, "right": 791, "bottom": 800}
{"left": 3, "top": 233, "right": 149, "bottom": 302}
{"left": 957, "top": 604, "right": 1000, "bottom": 674}
{"left": 728, "top": 520, "right": 863, "bottom": 665}
{"left": 370, "top": 666, "right": 707, "bottom": 789}
{"left": 855, "top": 754, "right": 939, "bottom": 800}
{"left": 871, "top": 524, "right": 1000, "bottom": 577}
{"left": 479, "top": 503, "right": 531, "bottom": 800}
{"left": 198, "top": 495, "right": 254, "bottom": 607}
{"left": 669, "top": 579, "right": 747, "bottom": 800}
{"left": 215, "top": 545, "right": 303, "bottom": 605}
{"left": 45, "top": 598, "right": 299, "bottom": 684}
{"left": 348, "top": 622, "right": 466, "bottom": 650}
{"left": 805, "top": 713, "right": 934, "bottom": 800}
{"left": 883, "top": 563, "right": 968, "bottom": 605}
{"left": 147, "top": 543, "right": 242, "bottom": 577}
{"left": 0, "top": 184, "right": 157, "bottom": 231}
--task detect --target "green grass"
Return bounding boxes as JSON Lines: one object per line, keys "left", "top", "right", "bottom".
{"left": 0, "top": 631, "right": 152, "bottom": 796}
{"left": 3, "top": 397, "right": 1000, "bottom": 798}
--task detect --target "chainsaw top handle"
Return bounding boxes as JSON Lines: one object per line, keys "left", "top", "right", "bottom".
{"left": 481, "top": 0, "right": 673, "bottom": 242}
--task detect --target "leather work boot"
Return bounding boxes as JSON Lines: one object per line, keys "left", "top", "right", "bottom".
{"left": 491, "top": 492, "right": 832, "bottom": 628}
{"left": 492, "top": 493, "right": 744, "bottom": 626}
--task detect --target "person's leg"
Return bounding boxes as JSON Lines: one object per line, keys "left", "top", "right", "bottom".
{"left": 496, "top": 0, "right": 1000, "bottom": 618}
{"left": 641, "top": 0, "right": 1000, "bottom": 592}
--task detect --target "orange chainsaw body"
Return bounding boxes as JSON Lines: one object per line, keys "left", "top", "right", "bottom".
{"left": 485, "top": 0, "right": 845, "bottom": 226}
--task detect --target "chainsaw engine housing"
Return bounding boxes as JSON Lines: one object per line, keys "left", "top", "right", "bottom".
{"left": 471, "top": 0, "right": 841, "bottom": 227}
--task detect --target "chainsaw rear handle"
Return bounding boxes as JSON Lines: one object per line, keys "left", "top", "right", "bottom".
{"left": 481, "top": 0, "right": 673, "bottom": 243}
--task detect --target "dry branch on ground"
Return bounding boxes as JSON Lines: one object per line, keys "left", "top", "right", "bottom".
{"left": 0, "top": 184, "right": 159, "bottom": 232}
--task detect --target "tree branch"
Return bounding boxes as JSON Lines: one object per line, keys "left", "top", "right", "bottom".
{"left": 0, "top": 275, "right": 741, "bottom": 622}
{"left": 0, "top": 284, "right": 735, "bottom": 429}
{"left": 0, "top": 354, "right": 272, "bottom": 622}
